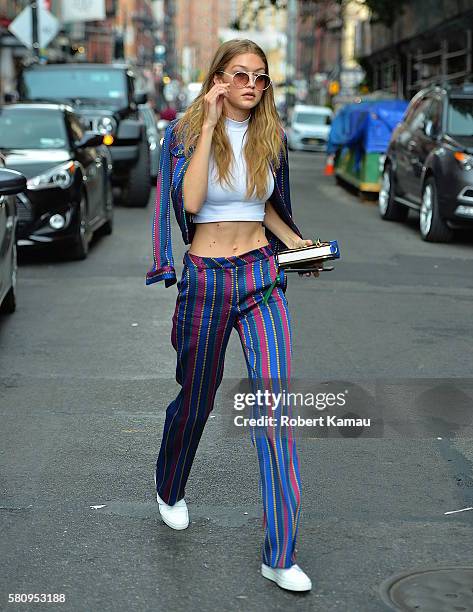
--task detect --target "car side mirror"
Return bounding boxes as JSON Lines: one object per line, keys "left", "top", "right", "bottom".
{"left": 134, "top": 92, "right": 148, "bottom": 105}
{"left": 75, "top": 131, "right": 104, "bottom": 148}
{"left": 0, "top": 168, "right": 27, "bottom": 195}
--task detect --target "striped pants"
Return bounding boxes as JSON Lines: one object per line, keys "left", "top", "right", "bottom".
{"left": 155, "top": 244, "right": 302, "bottom": 569}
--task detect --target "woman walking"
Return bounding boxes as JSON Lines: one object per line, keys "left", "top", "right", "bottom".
{"left": 146, "top": 39, "right": 320, "bottom": 592}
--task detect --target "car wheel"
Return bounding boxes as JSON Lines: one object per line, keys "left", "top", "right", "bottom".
{"left": 124, "top": 137, "right": 151, "bottom": 207}
{"left": 69, "top": 189, "right": 89, "bottom": 260}
{"left": 378, "top": 164, "right": 409, "bottom": 221}
{"left": 420, "top": 177, "right": 454, "bottom": 242}
{"left": 0, "top": 242, "right": 17, "bottom": 314}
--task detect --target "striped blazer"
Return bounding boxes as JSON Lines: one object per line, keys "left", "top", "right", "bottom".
{"left": 145, "top": 118, "right": 303, "bottom": 289}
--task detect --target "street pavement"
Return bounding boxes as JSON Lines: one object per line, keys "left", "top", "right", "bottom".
{"left": 1, "top": 150, "right": 473, "bottom": 612}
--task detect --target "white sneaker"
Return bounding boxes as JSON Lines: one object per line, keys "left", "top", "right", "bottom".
{"left": 154, "top": 471, "right": 189, "bottom": 530}
{"left": 261, "top": 563, "right": 312, "bottom": 592}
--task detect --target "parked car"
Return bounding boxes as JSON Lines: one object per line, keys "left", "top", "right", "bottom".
{"left": 19, "top": 63, "right": 151, "bottom": 207}
{"left": 0, "top": 167, "right": 25, "bottom": 315}
{"left": 379, "top": 83, "right": 473, "bottom": 242}
{"left": 138, "top": 104, "right": 160, "bottom": 183}
{"left": 287, "top": 104, "right": 333, "bottom": 152}
{"left": 0, "top": 103, "right": 113, "bottom": 260}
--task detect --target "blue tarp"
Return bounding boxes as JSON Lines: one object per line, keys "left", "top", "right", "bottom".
{"left": 326, "top": 99, "right": 409, "bottom": 156}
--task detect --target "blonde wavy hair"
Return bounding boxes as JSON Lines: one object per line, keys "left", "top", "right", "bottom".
{"left": 175, "top": 39, "right": 285, "bottom": 200}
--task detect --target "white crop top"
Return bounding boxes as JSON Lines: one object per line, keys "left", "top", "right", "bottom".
{"left": 193, "top": 116, "right": 274, "bottom": 223}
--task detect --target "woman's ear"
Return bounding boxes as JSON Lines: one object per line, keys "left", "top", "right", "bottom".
{"left": 213, "top": 73, "right": 222, "bottom": 85}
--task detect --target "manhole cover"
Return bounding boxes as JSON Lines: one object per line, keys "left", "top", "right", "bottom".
{"left": 379, "top": 566, "right": 473, "bottom": 611}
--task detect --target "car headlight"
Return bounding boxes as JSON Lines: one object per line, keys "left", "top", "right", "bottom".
{"left": 93, "top": 116, "right": 117, "bottom": 135}
{"left": 27, "top": 161, "right": 75, "bottom": 190}
{"left": 454, "top": 152, "right": 473, "bottom": 171}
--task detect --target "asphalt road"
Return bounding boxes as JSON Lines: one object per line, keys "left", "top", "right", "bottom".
{"left": 1, "top": 150, "right": 473, "bottom": 612}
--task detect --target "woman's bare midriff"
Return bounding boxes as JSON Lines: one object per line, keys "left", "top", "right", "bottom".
{"left": 188, "top": 220, "right": 269, "bottom": 257}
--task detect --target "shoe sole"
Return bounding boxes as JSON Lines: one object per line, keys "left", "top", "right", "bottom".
{"left": 261, "top": 564, "right": 312, "bottom": 592}
{"left": 154, "top": 470, "right": 189, "bottom": 530}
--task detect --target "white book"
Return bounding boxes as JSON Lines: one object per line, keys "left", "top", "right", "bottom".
{"left": 277, "top": 240, "right": 340, "bottom": 267}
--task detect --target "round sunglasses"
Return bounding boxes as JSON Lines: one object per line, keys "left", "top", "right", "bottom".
{"left": 216, "top": 70, "right": 272, "bottom": 91}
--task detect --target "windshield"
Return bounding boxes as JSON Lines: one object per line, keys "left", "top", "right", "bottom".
{"left": 0, "top": 108, "right": 68, "bottom": 149}
{"left": 447, "top": 98, "right": 473, "bottom": 136}
{"left": 22, "top": 69, "right": 127, "bottom": 105}
{"left": 293, "top": 112, "right": 331, "bottom": 126}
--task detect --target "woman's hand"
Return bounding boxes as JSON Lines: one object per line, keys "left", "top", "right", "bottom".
{"left": 289, "top": 237, "right": 323, "bottom": 278}
{"left": 203, "top": 83, "right": 231, "bottom": 129}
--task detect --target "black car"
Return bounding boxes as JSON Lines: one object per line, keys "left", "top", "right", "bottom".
{"left": 138, "top": 103, "right": 160, "bottom": 183}
{"left": 19, "top": 63, "right": 151, "bottom": 208}
{"left": 0, "top": 167, "right": 25, "bottom": 315}
{"left": 0, "top": 103, "right": 113, "bottom": 260}
{"left": 379, "top": 83, "right": 473, "bottom": 242}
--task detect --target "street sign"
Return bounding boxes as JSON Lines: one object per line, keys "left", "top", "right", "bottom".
{"left": 8, "top": 5, "right": 60, "bottom": 49}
